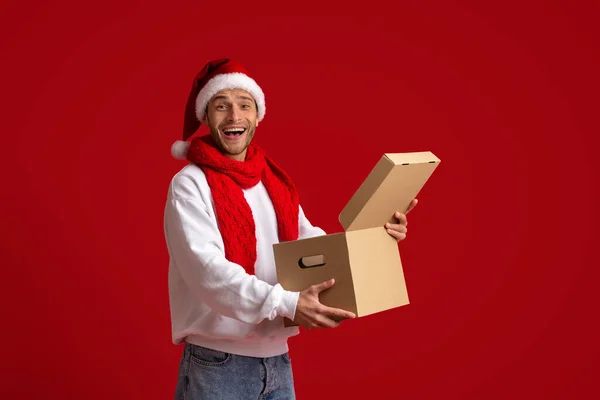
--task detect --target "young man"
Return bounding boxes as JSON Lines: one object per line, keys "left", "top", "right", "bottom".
{"left": 164, "top": 59, "right": 416, "bottom": 399}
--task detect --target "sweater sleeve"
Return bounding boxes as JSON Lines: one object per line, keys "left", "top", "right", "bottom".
{"left": 164, "top": 190, "right": 299, "bottom": 325}
{"left": 298, "top": 205, "right": 328, "bottom": 239}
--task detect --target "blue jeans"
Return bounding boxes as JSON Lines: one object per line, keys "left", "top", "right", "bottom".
{"left": 174, "top": 342, "right": 296, "bottom": 399}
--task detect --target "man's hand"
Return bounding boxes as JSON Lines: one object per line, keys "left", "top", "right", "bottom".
{"left": 293, "top": 279, "right": 356, "bottom": 330}
{"left": 385, "top": 198, "right": 418, "bottom": 242}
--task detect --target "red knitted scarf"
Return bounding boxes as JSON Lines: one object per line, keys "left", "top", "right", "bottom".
{"left": 186, "top": 135, "right": 300, "bottom": 275}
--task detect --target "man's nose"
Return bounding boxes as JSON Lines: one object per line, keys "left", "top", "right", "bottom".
{"left": 227, "top": 107, "right": 242, "bottom": 122}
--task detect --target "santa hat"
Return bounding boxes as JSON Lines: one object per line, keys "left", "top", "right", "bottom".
{"left": 171, "top": 58, "right": 266, "bottom": 159}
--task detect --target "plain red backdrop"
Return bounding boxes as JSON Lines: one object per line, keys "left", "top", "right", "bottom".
{"left": 1, "top": 0, "right": 598, "bottom": 399}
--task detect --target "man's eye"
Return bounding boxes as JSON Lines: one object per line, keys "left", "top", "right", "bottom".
{"left": 216, "top": 105, "right": 227, "bottom": 110}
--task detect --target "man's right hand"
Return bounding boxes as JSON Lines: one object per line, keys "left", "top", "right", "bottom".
{"left": 292, "top": 278, "right": 356, "bottom": 330}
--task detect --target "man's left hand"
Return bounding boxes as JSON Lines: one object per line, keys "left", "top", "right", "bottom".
{"left": 385, "top": 199, "right": 418, "bottom": 242}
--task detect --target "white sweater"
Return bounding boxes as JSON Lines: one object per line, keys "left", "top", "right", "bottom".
{"left": 163, "top": 163, "right": 326, "bottom": 358}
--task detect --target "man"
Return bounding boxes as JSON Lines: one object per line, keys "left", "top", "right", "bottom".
{"left": 164, "top": 59, "right": 417, "bottom": 399}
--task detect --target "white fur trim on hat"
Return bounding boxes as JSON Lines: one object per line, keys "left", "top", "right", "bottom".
{"left": 171, "top": 140, "right": 190, "bottom": 159}
{"left": 195, "top": 72, "right": 266, "bottom": 122}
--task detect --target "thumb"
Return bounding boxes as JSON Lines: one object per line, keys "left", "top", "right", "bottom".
{"left": 406, "top": 198, "right": 418, "bottom": 214}
{"left": 313, "top": 278, "right": 335, "bottom": 293}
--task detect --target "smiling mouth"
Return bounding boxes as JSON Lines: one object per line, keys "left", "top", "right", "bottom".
{"left": 222, "top": 127, "right": 246, "bottom": 137}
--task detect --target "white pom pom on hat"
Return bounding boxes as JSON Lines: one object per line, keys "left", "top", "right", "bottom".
{"left": 171, "top": 140, "right": 190, "bottom": 160}
{"left": 171, "top": 58, "right": 266, "bottom": 159}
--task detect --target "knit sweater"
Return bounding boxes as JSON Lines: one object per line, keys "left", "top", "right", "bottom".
{"left": 163, "top": 163, "right": 326, "bottom": 358}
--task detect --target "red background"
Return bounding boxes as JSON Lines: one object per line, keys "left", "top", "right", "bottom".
{"left": 1, "top": 1, "right": 599, "bottom": 399}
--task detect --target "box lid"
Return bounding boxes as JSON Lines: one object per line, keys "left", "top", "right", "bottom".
{"left": 338, "top": 151, "right": 441, "bottom": 231}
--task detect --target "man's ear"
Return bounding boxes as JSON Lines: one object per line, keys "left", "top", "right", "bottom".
{"left": 255, "top": 101, "right": 259, "bottom": 127}
{"left": 202, "top": 106, "right": 209, "bottom": 125}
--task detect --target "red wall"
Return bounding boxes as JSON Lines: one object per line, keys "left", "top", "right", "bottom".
{"left": 1, "top": 1, "right": 598, "bottom": 399}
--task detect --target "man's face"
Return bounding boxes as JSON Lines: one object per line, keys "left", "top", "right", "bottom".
{"left": 202, "top": 89, "right": 258, "bottom": 161}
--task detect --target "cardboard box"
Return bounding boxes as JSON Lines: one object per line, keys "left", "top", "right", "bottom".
{"left": 273, "top": 152, "right": 441, "bottom": 326}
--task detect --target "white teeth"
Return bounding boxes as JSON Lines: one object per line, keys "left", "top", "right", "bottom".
{"left": 223, "top": 128, "right": 245, "bottom": 133}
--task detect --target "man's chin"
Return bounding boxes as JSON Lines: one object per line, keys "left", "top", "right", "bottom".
{"left": 222, "top": 142, "right": 248, "bottom": 156}
{"left": 226, "top": 149, "right": 245, "bottom": 156}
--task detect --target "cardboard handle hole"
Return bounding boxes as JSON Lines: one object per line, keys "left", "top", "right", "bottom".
{"left": 298, "top": 255, "right": 326, "bottom": 269}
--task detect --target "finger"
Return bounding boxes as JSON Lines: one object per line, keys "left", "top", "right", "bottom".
{"left": 321, "top": 306, "right": 356, "bottom": 320}
{"left": 384, "top": 223, "right": 407, "bottom": 233}
{"left": 393, "top": 212, "right": 408, "bottom": 225}
{"left": 386, "top": 229, "right": 406, "bottom": 241}
{"left": 314, "top": 314, "right": 338, "bottom": 329}
{"left": 406, "top": 199, "right": 418, "bottom": 214}
{"left": 312, "top": 278, "right": 335, "bottom": 293}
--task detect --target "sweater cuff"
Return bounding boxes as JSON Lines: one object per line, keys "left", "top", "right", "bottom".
{"left": 278, "top": 289, "right": 300, "bottom": 320}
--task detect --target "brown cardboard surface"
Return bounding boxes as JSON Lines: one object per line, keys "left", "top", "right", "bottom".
{"left": 339, "top": 151, "right": 440, "bottom": 231}
{"left": 275, "top": 232, "right": 357, "bottom": 315}
{"left": 346, "top": 227, "right": 409, "bottom": 316}
{"left": 274, "top": 151, "right": 440, "bottom": 327}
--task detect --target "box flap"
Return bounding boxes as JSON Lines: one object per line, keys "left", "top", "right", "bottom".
{"left": 338, "top": 151, "right": 440, "bottom": 231}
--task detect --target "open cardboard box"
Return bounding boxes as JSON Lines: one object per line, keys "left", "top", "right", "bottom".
{"left": 273, "top": 151, "right": 441, "bottom": 327}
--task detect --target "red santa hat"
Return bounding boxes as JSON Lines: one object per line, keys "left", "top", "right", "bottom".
{"left": 171, "top": 58, "right": 266, "bottom": 159}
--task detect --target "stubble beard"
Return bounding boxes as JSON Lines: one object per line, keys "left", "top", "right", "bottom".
{"left": 210, "top": 124, "right": 256, "bottom": 157}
